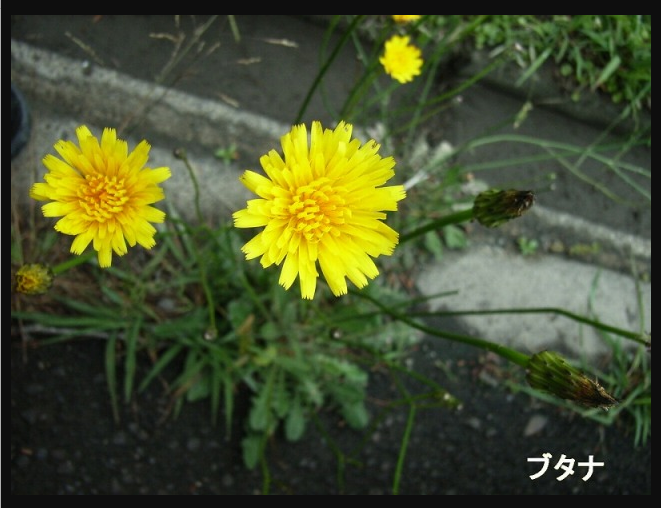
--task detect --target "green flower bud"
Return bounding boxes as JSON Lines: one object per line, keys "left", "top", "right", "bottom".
{"left": 473, "top": 189, "right": 535, "bottom": 228}
{"left": 526, "top": 350, "right": 617, "bottom": 410}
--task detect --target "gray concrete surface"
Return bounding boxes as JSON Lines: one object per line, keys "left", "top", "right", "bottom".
{"left": 11, "top": 17, "right": 650, "bottom": 362}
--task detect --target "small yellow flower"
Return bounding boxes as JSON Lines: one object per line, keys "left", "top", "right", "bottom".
{"left": 392, "top": 15, "right": 422, "bottom": 24}
{"left": 30, "top": 126, "right": 171, "bottom": 268}
{"left": 379, "top": 35, "right": 423, "bottom": 84}
{"left": 233, "top": 121, "right": 406, "bottom": 300}
{"left": 14, "top": 264, "right": 54, "bottom": 295}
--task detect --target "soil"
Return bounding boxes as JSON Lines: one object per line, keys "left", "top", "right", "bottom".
{"left": 11, "top": 15, "right": 651, "bottom": 495}
{"left": 10, "top": 317, "right": 651, "bottom": 495}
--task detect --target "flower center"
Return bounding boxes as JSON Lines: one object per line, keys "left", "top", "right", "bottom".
{"left": 286, "top": 178, "right": 349, "bottom": 243}
{"left": 78, "top": 174, "right": 129, "bottom": 222}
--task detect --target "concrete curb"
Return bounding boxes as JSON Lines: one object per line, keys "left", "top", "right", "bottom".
{"left": 11, "top": 40, "right": 651, "bottom": 264}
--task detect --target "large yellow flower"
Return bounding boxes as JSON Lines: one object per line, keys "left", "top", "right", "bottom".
{"left": 30, "top": 125, "right": 171, "bottom": 268}
{"left": 233, "top": 121, "right": 406, "bottom": 300}
{"left": 379, "top": 35, "right": 423, "bottom": 84}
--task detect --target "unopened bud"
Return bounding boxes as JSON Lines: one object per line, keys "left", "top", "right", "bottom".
{"left": 527, "top": 350, "right": 617, "bottom": 410}
{"left": 473, "top": 189, "right": 535, "bottom": 228}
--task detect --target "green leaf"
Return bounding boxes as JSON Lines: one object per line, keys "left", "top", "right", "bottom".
{"left": 592, "top": 55, "right": 622, "bottom": 91}
{"left": 424, "top": 231, "right": 444, "bottom": 260}
{"left": 228, "top": 299, "right": 254, "bottom": 331}
{"left": 272, "top": 372, "right": 291, "bottom": 419}
{"left": 259, "top": 321, "right": 280, "bottom": 341}
{"left": 123, "top": 317, "right": 142, "bottom": 403}
{"left": 302, "top": 379, "right": 324, "bottom": 407}
{"left": 241, "top": 434, "right": 262, "bottom": 470}
{"left": 285, "top": 395, "right": 306, "bottom": 441}
{"left": 443, "top": 225, "right": 468, "bottom": 249}
{"left": 186, "top": 371, "right": 211, "bottom": 402}
{"left": 515, "top": 46, "right": 553, "bottom": 87}
{"left": 223, "top": 370, "right": 234, "bottom": 438}
{"left": 253, "top": 345, "right": 278, "bottom": 367}
{"left": 341, "top": 400, "right": 369, "bottom": 429}
{"left": 248, "top": 386, "right": 271, "bottom": 431}
{"left": 104, "top": 333, "right": 120, "bottom": 423}
{"left": 209, "top": 365, "right": 222, "bottom": 424}
{"left": 151, "top": 308, "right": 207, "bottom": 339}
{"left": 138, "top": 344, "right": 184, "bottom": 392}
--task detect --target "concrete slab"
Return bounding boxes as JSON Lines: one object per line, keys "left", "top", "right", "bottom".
{"left": 416, "top": 244, "right": 650, "bottom": 361}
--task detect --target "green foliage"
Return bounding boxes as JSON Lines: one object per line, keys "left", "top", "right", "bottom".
{"left": 470, "top": 15, "right": 651, "bottom": 114}
{"left": 12, "top": 210, "right": 423, "bottom": 469}
{"left": 517, "top": 236, "right": 539, "bottom": 256}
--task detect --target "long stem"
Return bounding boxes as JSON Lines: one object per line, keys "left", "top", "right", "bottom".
{"left": 409, "top": 307, "right": 649, "bottom": 346}
{"left": 355, "top": 291, "right": 530, "bottom": 368}
{"left": 175, "top": 149, "right": 204, "bottom": 224}
{"left": 392, "top": 403, "right": 416, "bottom": 495}
{"left": 171, "top": 150, "right": 218, "bottom": 336}
{"left": 294, "top": 15, "right": 365, "bottom": 124}
{"left": 399, "top": 208, "right": 474, "bottom": 244}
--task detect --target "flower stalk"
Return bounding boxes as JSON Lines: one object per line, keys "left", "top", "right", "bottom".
{"left": 400, "top": 188, "right": 536, "bottom": 244}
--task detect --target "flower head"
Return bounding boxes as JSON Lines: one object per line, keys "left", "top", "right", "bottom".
{"left": 30, "top": 126, "right": 171, "bottom": 268}
{"left": 379, "top": 35, "right": 423, "bottom": 84}
{"left": 14, "top": 263, "right": 54, "bottom": 295}
{"left": 527, "top": 350, "right": 618, "bottom": 410}
{"left": 392, "top": 15, "right": 422, "bottom": 24}
{"left": 472, "top": 189, "right": 535, "bottom": 228}
{"left": 233, "top": 121, "right": 406, "bottom": 300}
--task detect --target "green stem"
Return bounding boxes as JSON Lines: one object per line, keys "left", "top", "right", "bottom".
{"left": 227, "top": 15, "right": 241, "bottom": 43}
{"left": 294, "top": 15, "right": 365, "bottom": 124}
{"left": 52, "top": 250, "right": 96, "bottom": 275}
{"left": 171, "top": 150, "right": 218, "bottom": 336}
{"left": 392, "top": 403, "right": 416, "bottom": 495}
{"left": 409, "top": 307, "right": 649, "bottom": 346}
{"left": 355, "top": 291, "right": 530, "bottom": 368}
{"left": 199, "top": 256, "right": 218, "bottom": 338}
{"left": 175, "top": 149, "right": 204, "bottom": 224}
{"left": 399, "top": 208, "right": 474, "bottom": 244}
{"left": 311, "top": 414, "right": 347, "bottom": 493}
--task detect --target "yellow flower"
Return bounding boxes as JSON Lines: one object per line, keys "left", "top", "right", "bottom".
{"left": 379, "top": 35, "right": 423, "bottom": 84}
{"left": 233, "top": 121, "right": 406, "bottom": 300}
{"left": 14, "top": 264, "right": 54, "bottom": 295}
{"left": 30, "top": 126, "right": 171, "bottom": 268}
{"left": 392, "top": 15, "right": 422, "bottom": 24}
